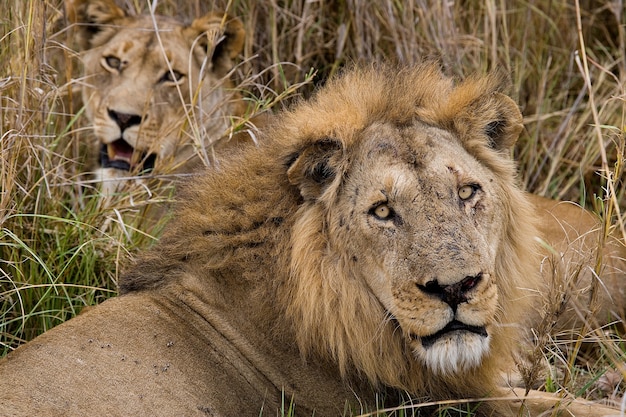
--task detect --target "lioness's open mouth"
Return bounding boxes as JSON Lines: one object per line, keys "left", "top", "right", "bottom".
{"left": 420, "top": 320, "right": 488, "bottom": 349}
{"left": 99, "top": 140, "right": 156, "bottom": 174}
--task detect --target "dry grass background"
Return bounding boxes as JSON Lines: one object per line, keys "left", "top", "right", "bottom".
{"left": 0, "top": 0, "right": 625, "bottom": 414}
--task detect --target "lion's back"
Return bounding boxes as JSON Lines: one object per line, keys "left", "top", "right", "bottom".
{"left": 0, "top": 294, "right": 276, "bottom": 417}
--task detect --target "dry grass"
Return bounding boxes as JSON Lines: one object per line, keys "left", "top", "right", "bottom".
{"left": 0, "top": 0, "right": 624, "bottom": 414}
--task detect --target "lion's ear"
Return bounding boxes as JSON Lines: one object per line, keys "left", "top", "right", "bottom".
{"left": 482, "top": 93, "right": 524, "bottom": 151}
{"left": 184, "top": 13, "right": 245, "bottom": 77}
{"left": 287, "top": 139, "right": 344, "bottom": 201}
{"left": 456, "top": 92, "right": 524, "bottom": 152}
{"left": 65, "top": 0, "right": 127, "bottom": 50}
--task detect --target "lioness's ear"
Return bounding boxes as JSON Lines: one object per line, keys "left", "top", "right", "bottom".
{"left": 287, "top": 139, "right": 344, "bottom": 201}
{"left": 184, "top": 13, "right": 245, "bottom": 77}
{"left": 65, "top": 0, "right": 127, "bottom": 50}
{"left": 457, "top": 92, "right": 524, "bottom": 152}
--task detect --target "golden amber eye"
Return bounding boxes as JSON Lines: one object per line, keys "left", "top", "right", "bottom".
{"left": 374, "top": 204, "right": 391, "bottom": 219}
{"left": 458, "top": 185, "right": 475, "bottom": 200}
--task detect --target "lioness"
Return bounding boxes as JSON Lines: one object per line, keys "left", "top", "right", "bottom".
{"left": 1, "top": 64, "right": 621, "bottom": 416}
{"left": 67, "top": 0, "right": 248, "bottom": 196}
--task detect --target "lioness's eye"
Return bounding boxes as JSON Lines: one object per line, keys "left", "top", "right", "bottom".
{"left": 102, "top": 55, "right": 122, "bottom": 71}
{"left": 371, "top": 203, "right": 393, "bottom": 220}
{"left": 160, "top": 70, "right": 184, "bottom": 84}
{"left": 458, "top": 184, "right": 479, "bottom": 201}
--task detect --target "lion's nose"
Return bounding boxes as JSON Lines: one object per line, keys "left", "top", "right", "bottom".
{"left": 418, "top": 273, "right": 482, "bottom": 312}
{"left": 108, "top": 109, "right": 142, "bottom": 133}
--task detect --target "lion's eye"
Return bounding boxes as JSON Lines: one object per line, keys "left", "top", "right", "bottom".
{"left": 458, "top": 184, "right": 479, "bottom": 201}
{"left": 371, "top": 203, "right": 393, "bottom": 220}
{"left": 102, "top": 55, "right": 122, "bottom": 71}
{"left": 160, "top": 69, "right": 184, "bottom": 84}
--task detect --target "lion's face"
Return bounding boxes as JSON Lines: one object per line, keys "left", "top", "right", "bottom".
{"left": 280, "top": 65, "right": 539, "bottom": 390}
{"left": 328, "top": 122, "right": 505, "bottom": 374}
{"left": 69, "top": 0, "right": 245, "bottom": 194}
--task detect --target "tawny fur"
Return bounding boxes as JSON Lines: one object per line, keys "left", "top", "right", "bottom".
{"left": 528, "top": 195, "right": 626, "bottom": 331}
{"left": 0, "top": 63, "right": 622, "bottom": 417}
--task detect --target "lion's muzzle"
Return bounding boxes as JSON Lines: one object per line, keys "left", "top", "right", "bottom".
{"left": 413, "top": 273, "right": 489, "bottom": 356}
{"left": 393, "top": 271, "right": 496, "bottom": 374}
{"left": 417, "top": 273, "right": 483, "bottom": 312}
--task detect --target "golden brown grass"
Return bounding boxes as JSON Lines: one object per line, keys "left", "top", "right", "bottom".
{"left": 0, "top": 0, "right": 624, "bottom": 414}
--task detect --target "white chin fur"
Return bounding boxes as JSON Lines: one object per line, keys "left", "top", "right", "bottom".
{"left": 415, "top": 331, "right": 491, "bottom": 375}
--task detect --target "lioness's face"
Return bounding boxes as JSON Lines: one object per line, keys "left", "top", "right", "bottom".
{"left": 74, "top": 6, "right": 244, "bottom": 194}
{"left": 83, "top": 20, "right": 198, "bottom": 170}
{"left": 330, "top": 122, "right": 506, "bottom": 374}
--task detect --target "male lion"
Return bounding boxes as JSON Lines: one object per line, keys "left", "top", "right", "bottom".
{"left": 66, "top": 0, "right": 247, "bottom": 196}
{"left": 0, "top": 64, "right": 621, "bottom": 416}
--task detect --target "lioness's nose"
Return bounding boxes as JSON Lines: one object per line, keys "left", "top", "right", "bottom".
{"left": 108, "top": 109, "right": 142, "bottom": 132}
{"left": 418, "top": 273, "right": 482, "bottom": 312}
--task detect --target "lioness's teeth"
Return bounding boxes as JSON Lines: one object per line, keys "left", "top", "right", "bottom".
{"left": 107, "top": 143, "right": 132, "bottom": 164}
{"left": 107, "top": 144, "right": 116, "bottom": 160}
